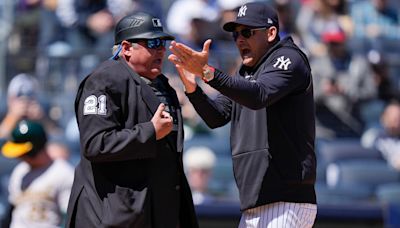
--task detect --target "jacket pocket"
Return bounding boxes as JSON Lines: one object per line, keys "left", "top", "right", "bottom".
{"left": 101, "top": 186, "right": 148, "bottom": 228}
{"left": 232, "top": 149, "right": 271, "bottom": 209}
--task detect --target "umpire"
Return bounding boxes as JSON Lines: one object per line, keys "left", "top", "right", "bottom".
{"left": 66, "top": 11, "right": 198, "bottom": 228}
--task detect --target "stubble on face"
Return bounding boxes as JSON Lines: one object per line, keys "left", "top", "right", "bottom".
{"left": 129, "top": 43, "right": 166, "bottom": 79}
{"left": 235, "top": 26, "right": 270, "bottom": 67}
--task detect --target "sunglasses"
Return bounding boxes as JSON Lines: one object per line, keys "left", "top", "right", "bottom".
{"left": 232, "top": 27, "right": 267, "bottom": 41}
{"left": 130, "top": 38, "right": 167, "bottom": 49}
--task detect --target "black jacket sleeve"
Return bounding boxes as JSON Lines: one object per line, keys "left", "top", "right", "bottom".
{"left": 208, "top": 47, "right": 311, "bottom": 110}
{"left": 75, "top": 70, "right": 157, "bottom": 163}
{"left": 186, "top": 86, "right": 232, "bottom": 129}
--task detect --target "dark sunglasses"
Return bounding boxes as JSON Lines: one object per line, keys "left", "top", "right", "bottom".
{"left": 130, "top": 38, "right": 167, "bottom": 49}
{"left": 232, "top": 27, "right": 267, "bottom": 41}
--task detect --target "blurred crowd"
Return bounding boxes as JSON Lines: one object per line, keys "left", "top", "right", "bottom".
{"left": 1, "top": 0, "right": 400, "bottom": 138}
{"left": 1, "top": 0, "right": 400, "bottom": 224}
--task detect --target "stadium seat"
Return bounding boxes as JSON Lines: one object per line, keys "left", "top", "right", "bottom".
{"left": 326, "top": 159, "right": 400, "bottom": 191}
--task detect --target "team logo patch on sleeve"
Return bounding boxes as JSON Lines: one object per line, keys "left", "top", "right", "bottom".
{"left": 83, "top": 95, "right": 107, "bottom": 115}
{"left": 273, "top": 56, "right": 291, "bottom": 70}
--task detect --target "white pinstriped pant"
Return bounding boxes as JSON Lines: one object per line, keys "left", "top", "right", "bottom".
{"left": 238, "top": 202, "right": 317, "bottom": 228}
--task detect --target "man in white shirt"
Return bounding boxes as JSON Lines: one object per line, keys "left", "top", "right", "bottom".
{"left": 1, "top": 120, "right": 74, "bottom": 228}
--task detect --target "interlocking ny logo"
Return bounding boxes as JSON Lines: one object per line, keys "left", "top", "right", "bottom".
{"left": 273, "top": 56, "right": 292, "bottom": 70}
{"left": 152, "top": 18, "right": 162, "bottom": 27}
{"left": 238, "top": 5, "right": 247, "bottom": 17}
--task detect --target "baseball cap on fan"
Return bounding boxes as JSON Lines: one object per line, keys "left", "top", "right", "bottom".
{"left": 7, "top": 73, "right": 39, "bottom": 99}
{"left": 223, "top": 2, "right": 279, "bottom": 32}
{"left": 321, "top": 27, "right": 346, "bottom": 43}
{"left": 114, "top": 11, "right": 175, "bottom": 44}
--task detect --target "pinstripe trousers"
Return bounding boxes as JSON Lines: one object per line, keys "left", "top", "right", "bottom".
{"left": 238, "top": 202, "right": 317, "bottom": 228}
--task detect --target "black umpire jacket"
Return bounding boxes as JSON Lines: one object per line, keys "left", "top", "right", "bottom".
{"left": 66, "top": 58, "right": 198, "bottom": 228}
{"left": 187, "top": 37, "right": 317, "bottom": 210}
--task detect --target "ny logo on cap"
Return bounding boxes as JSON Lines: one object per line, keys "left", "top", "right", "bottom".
{"left": 238, "top": 5, "right": 247, "bottom": 17}
{"left": 152, "top": 18, "right": 162, "bottom": 27}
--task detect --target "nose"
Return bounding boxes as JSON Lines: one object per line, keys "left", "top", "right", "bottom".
{"left": 235, "top": 35, "right": 246, "bottom": 43}
{"left": 156, "top": 45, "right": 166, "bottom": 52}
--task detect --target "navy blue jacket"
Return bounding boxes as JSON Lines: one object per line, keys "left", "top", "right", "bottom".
{"left": 187, "top": 37, "right": 317, "bottom": 210}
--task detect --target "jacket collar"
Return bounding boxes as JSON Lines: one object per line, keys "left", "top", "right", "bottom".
{"left": 118, "top": 58, "right": 161, "bottom": 115}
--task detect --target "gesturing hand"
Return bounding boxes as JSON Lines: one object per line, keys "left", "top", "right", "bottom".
{"left": 176, "top": 67, "right": 197, "bottom": 93}
{"left": 168, "top": 39, "right": 212, "bottom": 77}
{"left": 151, "top": 104, "right": 173, "bottom": 140}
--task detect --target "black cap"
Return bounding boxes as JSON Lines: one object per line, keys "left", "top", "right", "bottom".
{"left": 1, "top": 120, "right": 47, "bottom": 158}
{"left": 223, "top": 2, "right": 279, "bottom": 32}
{"left": 114, "top": 11, "right": 174, "bottom": 44}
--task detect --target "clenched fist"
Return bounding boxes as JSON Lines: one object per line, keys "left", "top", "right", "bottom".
{"left": 151, "top": 103, "right": 173, "bottom": 140}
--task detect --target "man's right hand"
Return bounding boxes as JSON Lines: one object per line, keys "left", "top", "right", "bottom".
{"left": 168, "top": 39, "right": 212, "bottom": 77}
{"left": 151, "top": 104, "right": 173, "bottom": 140}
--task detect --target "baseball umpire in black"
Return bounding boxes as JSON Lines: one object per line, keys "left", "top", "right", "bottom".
{"left": 66, "top": 11, "right": 198, "bottom": 228}
{"left": 169, "top": 2, "right": 317, "bottom": 227}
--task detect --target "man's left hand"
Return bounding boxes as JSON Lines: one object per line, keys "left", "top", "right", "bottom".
{"left": 168, "top": 39, "right": 212, "bottom": 77}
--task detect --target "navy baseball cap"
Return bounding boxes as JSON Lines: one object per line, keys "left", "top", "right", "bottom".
{"left": 114, "top": 11, "right": 174, "bottom": 45}
{"left": 223, "top": 2, "right": 279, "bottom": 32}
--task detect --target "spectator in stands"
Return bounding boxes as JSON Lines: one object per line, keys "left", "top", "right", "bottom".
{"left": 350, "top": 0, "right": 400, "bottom": 52}
{"left": 0, "top": 74, "right": 61, "bottom": 140}
{"left": 184, "top": 146, "right": 217, "bottom": 205}
{"left": 296, "top": 0, "right": 352, "bottom": 57}
{"left": 5, "top": 0, "right": 41, "bottom": 72}
{"left": 68, "top": 0, "right": 115, "bottom": 55}
{"left": 0, "top": 120, "right": 74, "bottom": 227}
{"left": 311, "top": 26, "right": 376, "bottom": 138}
{"left": 58, "top": 0, "right": 161, "bottom": 76}
{"left": 368, "top": 50, "right": 398, "bottom": 103}
{"left": 273, "top": 0, "right": 300, "bottom": 41}
{"left": 365, "top": 101, "right": 400, "bottom": 171}
{"left": 357, "top": 50, "right": 398, "bottom": 129}
{"left": 166, "top": 0, "right": 219, "bottom": 51}
{"left": 38, "top": 0, "right": 69, "bottom": 54}
{"left": 10, "top": 0, "right": 41, "bottom": 54}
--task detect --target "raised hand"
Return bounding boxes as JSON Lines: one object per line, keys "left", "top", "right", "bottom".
{"left": 8, "top": 97, "right": 30, "bottom": 119}
{"left": 168, "top": 39, "right": 212, "bottom": 77}
{"left": 151, "top": 103, "right": 173, "bottom": 140}
{"left": 176, "top": 67, "right": 197, "bottom": 93}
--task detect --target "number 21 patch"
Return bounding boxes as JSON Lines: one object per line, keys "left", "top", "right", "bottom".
{"left": 83, "top": 95, "right": 107, "bottom": 115}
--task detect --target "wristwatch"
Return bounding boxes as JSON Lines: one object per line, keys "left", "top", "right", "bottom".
{"left": 202, "top": 65, "right": 215, "bottom": 82}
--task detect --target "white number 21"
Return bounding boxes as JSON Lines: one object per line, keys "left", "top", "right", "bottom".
{"left": 83, "top": 95, "right": 107, "bottom": 115}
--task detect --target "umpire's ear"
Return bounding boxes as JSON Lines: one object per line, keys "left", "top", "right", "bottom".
{"left": 121, "top": 40, "right": 134, "bottom": 57}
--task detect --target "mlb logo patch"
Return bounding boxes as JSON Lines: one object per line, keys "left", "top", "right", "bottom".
{"left": 152, "top": 18, "right": 162, "bottom": 27}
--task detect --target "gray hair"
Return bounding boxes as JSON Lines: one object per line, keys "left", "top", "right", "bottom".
{"left": 112, "top": 42, "right": 139, "bottom": 58}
